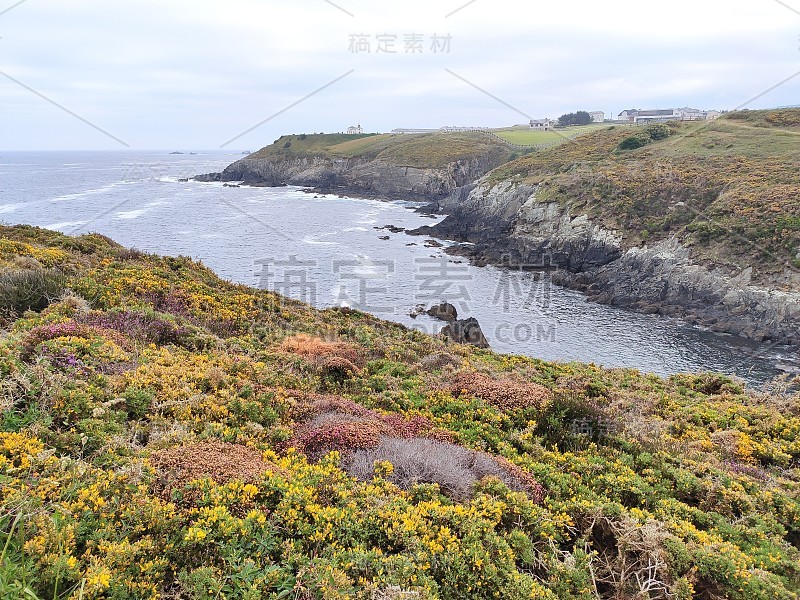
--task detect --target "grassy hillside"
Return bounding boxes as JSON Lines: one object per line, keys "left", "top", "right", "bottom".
{"left": 494, "top": 125, "right": 613, "bottom": 146}
{"left": 1, "top": 225, "right": 800, "bottom": 599}
{"left": 486, "top": 109, "right": 800, "bottom": 285}
{"left": 248, "top": 132, "right": 514, "bottom": 169}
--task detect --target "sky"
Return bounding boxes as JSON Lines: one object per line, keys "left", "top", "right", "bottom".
{"left": 0, "top": 0, "right": 799, "bottom": 150}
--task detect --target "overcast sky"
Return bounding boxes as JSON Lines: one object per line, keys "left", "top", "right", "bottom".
{"left": 1, "top": 0, "right": 799, "bottom": 150}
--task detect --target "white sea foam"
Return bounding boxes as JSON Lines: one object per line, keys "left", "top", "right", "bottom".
{"left": 115, "top": 209, "right": 150, "bottom": 220}
{"left": 50, "top": 183, "right": 121, "bottom": 202}
{"left": 46, "top": 221, "right": 87, "bottom": 230}
{"left": 302, "top": 233, "right": 340, "bottom": 246}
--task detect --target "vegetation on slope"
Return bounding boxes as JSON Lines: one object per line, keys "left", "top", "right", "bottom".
{"left": 249, "top": 132, "right": 514, "bottom": 169}
{"left": 485, "top": 109, "right": 800, "bottom": 285}
{"left": 1, "top": 225, "right": 800, "bottom": 599}
{"left": 493, "top": 125, "right": 614, "bottom": 147}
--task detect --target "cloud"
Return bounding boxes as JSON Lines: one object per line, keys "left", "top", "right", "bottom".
{"left": 0, "top": 0, "right": 798, "bottom": 149}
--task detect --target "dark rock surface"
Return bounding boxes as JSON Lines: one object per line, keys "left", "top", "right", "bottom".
{"left": 440, "top": 317, "right": 490, "bottom": 348}
{"left": 426, "top": 302, "right": 458, "bottom": 322}
{"left": 195, "top": 152, "right": 508, "bottom": 202}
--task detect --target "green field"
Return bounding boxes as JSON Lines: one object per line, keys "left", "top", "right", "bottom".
{"left": 249, "top": 131, "right": 514, "bottom": 169}
{"left": 493, "top": 124, "right": 614, "bottom": 146}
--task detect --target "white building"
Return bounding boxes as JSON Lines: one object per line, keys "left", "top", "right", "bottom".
{"left": 347, "top": 124, "right": 363, "bottom": 134}
{"left": 619, "top": 108, "right": 723, "bottom": 123}
{"left": 530, "top": 119, "right": 555, "bottom": 131}
{"left": 589, "top": 111, "right": 605, "bottom": 123}
{"left": 618, "top": 109, "right": 681, "bottom": 123}
{"left": 391, "top": 128, "right": 438, "bottom": 134}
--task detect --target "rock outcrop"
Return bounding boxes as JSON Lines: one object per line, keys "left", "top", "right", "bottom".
{"left": 441, "top": 317, "right": 490, "bottom": 348}
{"left": 196, "top": 153, "right": 508, "bottom": 201}
{"left": 418, "top": 182, "right": 800, "bottom": 346}
{"left": 427, "top": 302, "right": 459, "bottom": 322}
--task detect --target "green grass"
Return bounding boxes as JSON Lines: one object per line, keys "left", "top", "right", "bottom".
{"left": 494, "top": 125, "right": 613, "bottom": 146}
{"left": 249, "top": 131, "right": 514, "bottom": 169}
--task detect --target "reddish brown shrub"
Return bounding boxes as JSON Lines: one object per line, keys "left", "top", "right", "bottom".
{"left": 149, "top": 441, "right": 274, "bottom": 502}
{"left": 492, "top": 456, "right": 545, "bottom": 503}
{"left": 20, "top": 321, "right": 133, "bottom": 362}
{"left": 450, "top": 372, "right": 553, "bottom": 411}
{"left": 287, "top": 395, "right": 435, "bottom": 459}
{"left": 294, "top": 420, "right": 384, "bottom": 460}
{"left": 289, "top": 393, "right": 375, "bottom": 422}
{"left": 280, "top": 334, "right": 362, "bottom": 365}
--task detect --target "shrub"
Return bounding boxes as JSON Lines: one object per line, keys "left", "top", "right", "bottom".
{"left": 149, "top": 441, "right": 274, "bottom": 502}
{"left": 646, "top": 123, "right": 672, "bottom": 140}
{"left": 280, "top": 334, "right": 363, "bottom": 378}
{"left": 288, "top": 395, "right": 435, "bottom": 458}
{"left": 294, "top": 419, "right": 384, "bottom": 459}
{"left": 345, "top": 437, "right": 544, "bottom": 502}
{"left": 618, "top": 132, "right": 652, "bottom": 150}
{"left": 0, "top": 268, "right": 66, "bottom": 316}
{"left": 79, "top": 309, "right": 189, "bottom": 346}
{"left": 416, "top": 352, "right": 461, "bottom": 373}
{"left": 450, "top": 372, "right": 552, "bottom": 411}
{"left": 19, "top": 321, "right": 131, "bottom": 362}
{"left": 123, "top": 387, "right": 154, "bottom": 420}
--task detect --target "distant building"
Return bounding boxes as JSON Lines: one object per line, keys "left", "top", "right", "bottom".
{"left": 390, "top": 126, "right": 489, "bottom": 134}
{"left": 677, "top": 107, "right": 705, "bottom": 121}
{"left": 589, "top": 111, "right": 605, "bottom": 123}
{"left": 347, "top": 124, "right": 363, "bottom": 134}
{"left": 391, "top": 128, "right": 439, "bottom": 134}
{"left": 439, "top": 126, "right": 490, "bottom": 132}
{"left": 618, "top": 109, "right": 681, "bottom": 123}
{"left": 676, "top": 108, "right": 724, "bottom": 121}
{"left": 530, "top": 119, "right": 555, "bottom": 131}
{"left": 619, "top": 108, "right": 723, "bottom": 123}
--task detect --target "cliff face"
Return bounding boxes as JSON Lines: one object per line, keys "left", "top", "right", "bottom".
{"left": 432, "top": 182, "right": 624, "bottom": 271}
{"left": 420, "top": 182, "right": 800, "bottom": 345}
{"left": 196, "top": 135, "right": 511, "bottom": 200}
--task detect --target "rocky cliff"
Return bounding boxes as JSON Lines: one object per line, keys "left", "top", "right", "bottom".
{"left": 196, "top": 132, "right": 513, "bottom": 200}
{"left": 417, "top": 181, "right": 800, "bottom": 346}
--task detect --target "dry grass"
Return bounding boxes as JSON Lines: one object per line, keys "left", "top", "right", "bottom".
{"left": 414, "top": 351, "right": 462, "bottom": 373}
{"left": 450, "top": 372, "right": 553, "bottom": 411}
{"left": 345, "top": 437, "right": 544, "bottom": 502}
{"left": 578, "top": 509, "right": 676, "bottom": 600}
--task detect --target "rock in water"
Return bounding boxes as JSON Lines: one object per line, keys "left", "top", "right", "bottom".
{"left": 426, "top": 302, "right": 458, "bottom": 322}
{"left": 440, "top": 317, "right": 490, "bottom": 348}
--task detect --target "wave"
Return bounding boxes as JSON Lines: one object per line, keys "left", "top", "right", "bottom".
{"left": 302, "top": 232, "right": 340, "bottom": 246}
{"left": 49, "top": 183, "right": 122, "bottom": 203}
{"left": 114, "top": 208, "right": 151, "bottom": 220}
{"left": 45, "top": 220, "right": 87, "bottom": 230}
